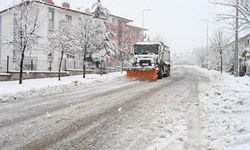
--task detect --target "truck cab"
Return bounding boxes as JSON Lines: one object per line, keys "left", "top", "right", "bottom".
{"left": 132, "top": 42, "right": 171, "bottom": 79}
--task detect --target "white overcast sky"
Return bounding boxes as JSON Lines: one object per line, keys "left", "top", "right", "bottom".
{"left": 0, "top": 0, "right": 222, "bottom": 53}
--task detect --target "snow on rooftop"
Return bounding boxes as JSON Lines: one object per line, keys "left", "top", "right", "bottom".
{"left": 135, "top": 42, "right": 170, "bottom": 49}
{"left": 135, "top": 42, "right": 161, "bottom": 45}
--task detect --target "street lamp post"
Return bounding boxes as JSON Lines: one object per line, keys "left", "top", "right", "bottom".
{"left": 201, "top": 19, "right": 209, "bottom": 53}
{"left": 142, "top": 9, "right": 151, "bottom": 29}
{"left": 201, "top": 19, "right": 210, "bottom": 68}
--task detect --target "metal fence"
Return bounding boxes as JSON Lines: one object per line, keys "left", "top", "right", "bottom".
{"left": 0, "top": 56, "right": 121, "bottom": 73}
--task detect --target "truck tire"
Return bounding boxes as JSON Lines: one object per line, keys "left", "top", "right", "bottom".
{"left": 158, "top": 65, "right": 163, "bottom": 79}
{"left": 163, "top": 65, "right": 170, "bottom": 77}
{"left": 163, "top": 65, "right": 167, "bottom": 77}
{"left": 167, "top": 66, "right": 171, "bottom": 77}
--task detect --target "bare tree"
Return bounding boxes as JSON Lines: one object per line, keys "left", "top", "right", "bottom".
{"left": 213, "top": 0, "right": 250, "bottom": 29}
{"left": 212, "top": 0, "right": 250, "bottom": 76}
{"left": 75, "top": 15, "right": 112, "bottom": 78}
{"left": 49, "top": 27, "right": 76, "bottom": 81}
{"left": 10, "top": 0, "right": 41, "bottom": 84}
{"left": 208, "top": 30, "right": 229, "bottom": 73}
{"left": 117, "top": 33, "right": 139, "bottom": 70}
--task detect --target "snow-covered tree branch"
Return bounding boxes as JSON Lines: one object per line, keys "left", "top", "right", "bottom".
{"left": 212, "top": 0, "right": 250, "bottom": 31}
{"left": 91, "top": 0, "right": 117, "bottom": 74}
{"left": 208, "top": 30, "right": 230, "bottom": 72}
{"left": 10, "top": 0, "right": 41, "bottom": 84}
{"left": 92, "top": 0, "right": 110, "bottom": 19}
{"left": 48, "top": 25, "right": 77, "bottom": 81}
{"left": 74, "top": 15, "right": 115, "bottom": 78}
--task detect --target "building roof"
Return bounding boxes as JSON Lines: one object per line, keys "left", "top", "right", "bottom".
{"left": 109, "top": 14, "right": 133, "bottom": 23}
{"left": 0, "top": 0, "right": 135, "bottom": 24}
{"left": 135, "top": 42, "right": 170, "bottom": 49}
{"left": 241, "top": 49, "right": 250, "bottom": 57}
{"left": 136, "top": 42, "right": 161, "bottom": 45}
{"left": 126, "top": 25, "right": 147, "bottom": 31}
{"left": 0, "top": 0, "right": 92, "bottom": 16}
{"left": 239, "top": 33, "right": 250, "bottom": 41}
{"left": 228, "top": 32, "right": 250, "bottom": 46}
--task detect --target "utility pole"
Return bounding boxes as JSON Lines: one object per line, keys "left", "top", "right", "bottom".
{"left": 201, "top": 19, "right": 209, "bottom": 68}
{"left": 235, "top": 0, "right": 239, "bottom": 77}
{"left": 206, "top": 20, "right": 209, "bottom": 54}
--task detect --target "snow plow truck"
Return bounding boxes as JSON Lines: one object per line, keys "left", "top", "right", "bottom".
{"left": 126, "top": 42, "right": 171, "bottom": 81}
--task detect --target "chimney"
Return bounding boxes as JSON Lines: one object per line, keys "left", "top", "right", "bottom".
{"left": 62, "top": 2, "right": 70, "bottom": 9}
{"left": 44, "top": 0, "right": 54, "bottom": 5}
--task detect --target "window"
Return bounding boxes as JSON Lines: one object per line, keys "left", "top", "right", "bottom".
{"left": 13, "top": 50, "right": 17, "bottom": 62}
{"left": 67, "top": 54, "right": 75, "bottom": 59}
{"left": 48, "top": 9, "right": 54, "bottom": 30}
{"left": 127, "top": 32, "right": 131, "bottom": 38}
{"left": 47, "top": 52, "right": 54, "bottom": 62}
{"left": 12, "top": 14, "right": 19, "bottom": 53}
{"left": 112, "top": 18, "right": 118, "bottom": 25}
{"left": 49, "top": 10, "right": 54, "bottom": 20}
{"left": 65, "top": 15, "right": 72, "bottom": 22}
{"left": 245, "top": 39, "right": 250, "bottom": 47}
{"left": 112, "top": 30, "right": 117, "bottom": 37}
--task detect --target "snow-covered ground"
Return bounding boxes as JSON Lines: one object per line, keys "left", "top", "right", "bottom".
{"left": 193, "top": 66, "right": 250, "bottom": 150}
{"left": 0, "top": 72, "right": 125, "bottom": 103}
{"left": 0, "top": 66, "right": 249, "bottom": 150}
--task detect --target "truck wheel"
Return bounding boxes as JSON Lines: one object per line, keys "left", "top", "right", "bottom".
{"left": 158, "top": 66, "right": 163, "bottom": 79}
{"left": 163, "top": 65, "right": 169, "bottom": 77}
{"left": 167, "top": 66, "right": 171, "bottom": 77}
{"left": 163, "top": 66, "right": 167, "bottom": 77}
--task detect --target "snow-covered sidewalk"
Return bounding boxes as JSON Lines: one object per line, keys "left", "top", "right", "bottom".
{"left": 0, "top": 72, "right": 125, "bottom": 103}
{"left": 196, "top": 66, "right": 250, "bottom": 149}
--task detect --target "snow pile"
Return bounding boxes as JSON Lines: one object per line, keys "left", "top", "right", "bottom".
{"left": 0, "top": 72, "right": 125, "bottom": 103}
{"left": 199, "top": 69, "right": 250, "bottom": 149}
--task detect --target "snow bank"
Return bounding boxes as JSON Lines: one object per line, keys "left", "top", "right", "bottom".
{"left": 0, "top": 72, "right": 125, "bottom": 103}
{"left": 0, "top": 73, "right": 10, "bottom": 76}
{"left": 198, "top": 67, "right": 250, "bottom": 149}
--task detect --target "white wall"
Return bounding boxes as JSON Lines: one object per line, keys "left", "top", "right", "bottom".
{"left": 0, "top": 1, "right": 126, "bottom": 72}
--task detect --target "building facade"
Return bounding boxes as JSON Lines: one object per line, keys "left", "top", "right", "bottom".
{"left": 227, "top": 33, "right": 250, "bottom": 76}
{"left": 109, "top": 15, "right": 145, "bottom": 48}
{"left": 0, "top": 0, "right": 144, "bottom": 72}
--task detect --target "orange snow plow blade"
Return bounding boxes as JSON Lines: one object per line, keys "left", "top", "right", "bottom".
{"left": 126, "top": 68, "right": 158, "bottom": 81}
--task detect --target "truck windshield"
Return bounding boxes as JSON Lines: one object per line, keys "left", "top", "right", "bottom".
{"left": 134, "top": 44, "right": 159, "bottom": 55}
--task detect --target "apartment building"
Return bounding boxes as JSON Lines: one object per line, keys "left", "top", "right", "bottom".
{"left": 109, "top": 15, "right": 145, "bottom": 48}
{"left": 0, "top": 0, "right": 145, "bottom": 72}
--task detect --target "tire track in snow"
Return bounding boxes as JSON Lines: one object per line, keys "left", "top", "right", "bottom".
{"left": 48, "top": 76, "right": 188, "bottom": 150}
{"left": 0, "top": 80, "right": 141, "bottom": 128}
{"left": 183, "top": 72, "right": 209, "bottom": 150}
{"left": 30, "top": 77, "right": 184, "bottom": 150}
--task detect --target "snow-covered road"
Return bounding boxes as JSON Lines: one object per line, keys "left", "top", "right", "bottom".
{"left": 0, "top": 66, "right": 242, "bottom": 150}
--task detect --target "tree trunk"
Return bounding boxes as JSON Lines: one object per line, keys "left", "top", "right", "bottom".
{"left": 100, "top": 61, "right": 105, "bottom": 76}
{"left": 121, "top": 52, "right": 123, "bottom": 73}
{"left": 220, "top": 51, "right": 223, "bottom": 73}
{"left": 83, "top": 56, "right": 86, "bottom": 78}
{"left": 83, "top": 45, "right": 87, "bottom": 78}
{"left": 58, "top": 51, "right": 64, "bottom": 81}
{"left": 19, "top": 51, "right": 25, "bottom": 84}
